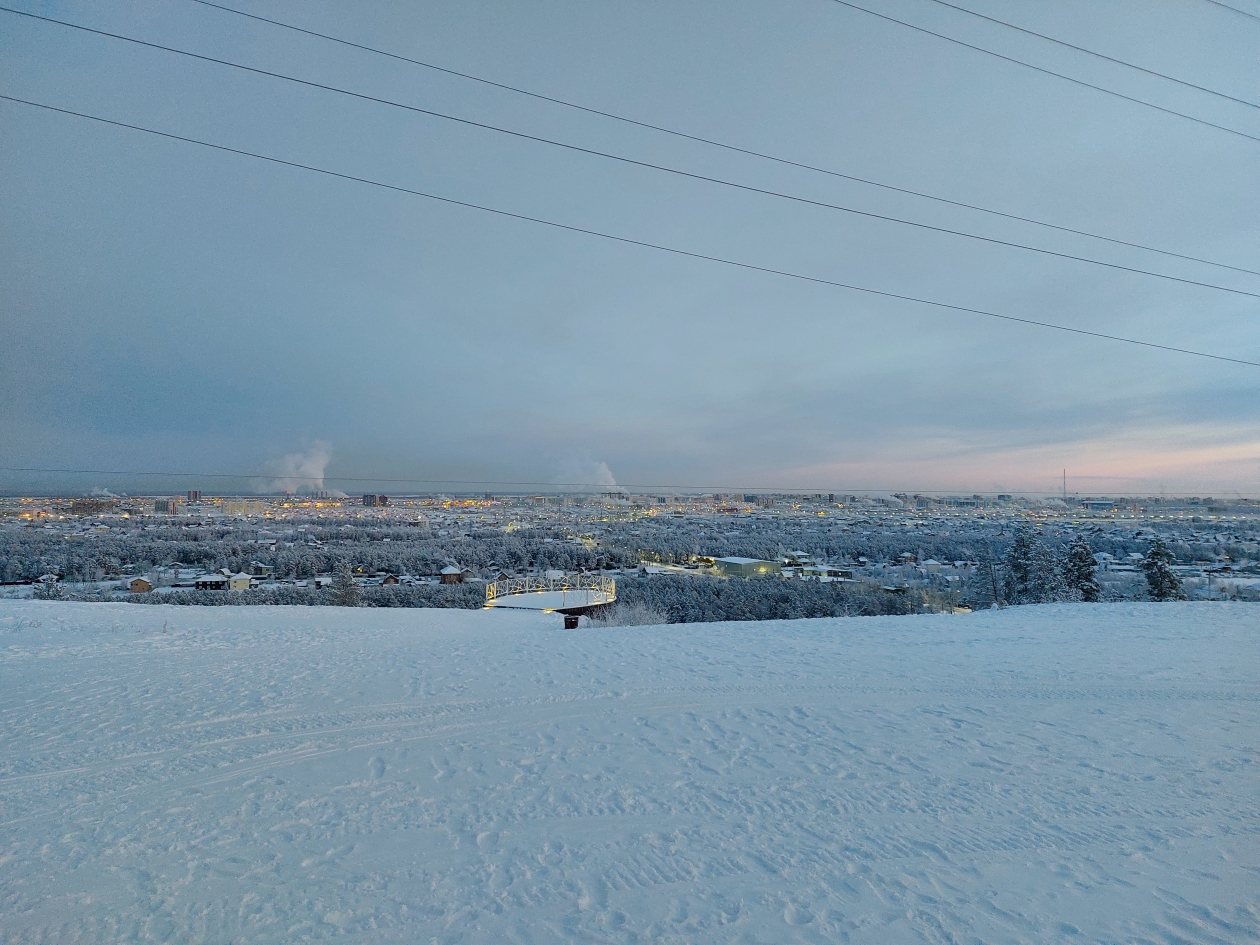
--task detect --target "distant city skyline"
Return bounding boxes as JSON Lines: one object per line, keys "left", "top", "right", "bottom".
{"left": 3, "top": 0, "right": 1257, "bottom": 495}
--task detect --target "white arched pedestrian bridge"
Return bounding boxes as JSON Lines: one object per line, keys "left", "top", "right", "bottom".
{"left": 485, "top": 574, "right": 615, "bottom": 626}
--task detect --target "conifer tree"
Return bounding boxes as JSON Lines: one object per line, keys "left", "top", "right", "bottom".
{"left": 1034, "top": 543, "right": 1068, "bottom": 602}
{"left": 1003, "top": 526, "right": 1066, "bottom": 603}
{"left": 1143, "top": 537, "right": 1186, "bottom": 601}
{"left": 1003, "top": 526, "right": 1038, "bottom": 602}
{"left": 33, "top": 578, "right": 65, "bottom": 600}
{"left": 1002, "top": 529, "right": 1063, "bottom": 602}
{"left": 1063, "top": 536, "right": 1101, "bottom": 602}
{"left": 331, "top": 563, "right": 362, "bottom": 607}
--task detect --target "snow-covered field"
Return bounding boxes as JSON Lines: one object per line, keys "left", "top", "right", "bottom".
{"left": 1, "top": 602, "right": 1256, "bottom": 944}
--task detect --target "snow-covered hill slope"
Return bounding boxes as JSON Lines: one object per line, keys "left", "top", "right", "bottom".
{"left": 1, "top": 601, "right": 1256, "bottom": 943}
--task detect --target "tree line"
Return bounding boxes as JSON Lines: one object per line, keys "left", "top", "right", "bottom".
{"left": 964, "top": 526, "right": 1185, "bottom": 606}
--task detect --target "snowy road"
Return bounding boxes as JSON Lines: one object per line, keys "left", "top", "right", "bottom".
{"left": 1, "top": 601, "right": 1257, "bottom": 943}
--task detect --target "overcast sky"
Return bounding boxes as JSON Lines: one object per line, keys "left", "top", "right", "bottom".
{"left": 2, "top": 0, "right": 1257, "bottom": 496}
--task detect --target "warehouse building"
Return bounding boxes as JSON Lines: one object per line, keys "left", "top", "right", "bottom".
{"left": 712, "top": 557, "right": 782, "bottom": 579}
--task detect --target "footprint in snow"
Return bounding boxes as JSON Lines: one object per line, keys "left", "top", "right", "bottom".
{"left": 783, "top": 902, "right": 813, "bottom": 925}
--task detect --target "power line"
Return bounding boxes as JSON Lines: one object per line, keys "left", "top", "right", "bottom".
{"left": 7, "top": 8, "right": 1260, "bottom": 301}
{"left": 1, "top": 466, "right": 1244, "bottom": 498}
{"left": 824, "top": 0, "right": 1260, "bottom": 145}
{"left": 924, "top": 0, "right": 1259, "bottom": 110}
{"left": 5, "top": 92, "right": 1258, "bottom": 370}
{"left": 182, "top": 0, "right": 1260, "bottom": 279}
{"left": 1201, "top": 0, "right": 1260, "bottom": 23}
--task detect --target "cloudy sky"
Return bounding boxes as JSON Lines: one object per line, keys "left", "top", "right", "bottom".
{"left": 2, "top": 0, "right": 1257, "bottom": 496}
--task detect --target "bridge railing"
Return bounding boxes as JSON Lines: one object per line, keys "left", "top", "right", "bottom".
{"left": 486, "top": 573, "right": 616, "bottom": 604}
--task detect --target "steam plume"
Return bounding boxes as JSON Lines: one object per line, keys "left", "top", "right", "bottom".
{"left": 258, "top": 441, "right": 334, "bottom": 494}
{"left": 555, "top": 456, "right": 625, "bottom": 493}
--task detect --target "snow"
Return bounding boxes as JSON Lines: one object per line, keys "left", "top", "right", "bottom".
{"left": 1, "top": 601, "right": 1257, "bottom": 944}
{"left": 486, "top": 588, "right": 613, "bottom": 612}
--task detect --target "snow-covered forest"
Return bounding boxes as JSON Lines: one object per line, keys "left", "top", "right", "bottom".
{"left": 3, "top": 504, "right": 1257, "bottom": 619}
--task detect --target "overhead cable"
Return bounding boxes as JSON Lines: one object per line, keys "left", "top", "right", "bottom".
{"left": 923, "top": 0, "right": 1259, "bottom": 109}
{"left": 4, "top": 93, "right": 1257, "bottom": 369}
{"left": 181, "top": 0, "right": 1260, "bottom": 278}
{"left": 824, "top": 0, "right": 1260, "bottom": 144}
{"left": 5, "top": 7, "right": 1260, "bottom": 299}
{"left": 1201, "top": 0, "right": 1260, "bottom": 23}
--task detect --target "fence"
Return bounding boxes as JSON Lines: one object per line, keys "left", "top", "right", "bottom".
{"left": 485, "top": 573, "right": 616, "bottom": 606}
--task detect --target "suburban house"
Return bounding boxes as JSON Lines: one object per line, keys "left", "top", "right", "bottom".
{"left": 440, "top": 565, "right": 465, "bottom": 585}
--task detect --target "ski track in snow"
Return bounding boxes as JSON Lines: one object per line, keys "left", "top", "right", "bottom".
{"left": 0, "top": 601, "right": 1256, "bottom": 944}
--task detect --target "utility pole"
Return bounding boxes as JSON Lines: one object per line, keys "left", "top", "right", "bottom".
{"left": 1063, "top": 469, "right": 1067, "bottom": 502}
